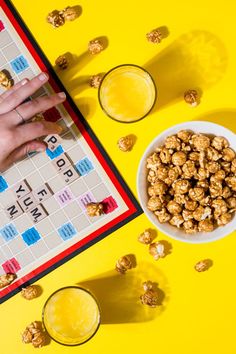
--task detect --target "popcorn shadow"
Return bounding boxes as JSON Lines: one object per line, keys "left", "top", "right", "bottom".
{"left": 69, "top": 71, "right": 106, "bottom": 94}
{"left": 144, "top": 30, "right": 228, "bottom": 112}
{"left": 193, "top": 109, "right": 236, "bottom": 134}
{"left": 78, "top": 261, "right": 170, "bottom": 324}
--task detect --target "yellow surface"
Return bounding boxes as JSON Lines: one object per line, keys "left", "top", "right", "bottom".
{"left": 1, "top": 0, "right": 236, "bottom": 353}
{"left": 99, "top": 65, "right": 156, "bottom": 122}
{"left": 43, "top": 287, "right": 100, "bottom": 345}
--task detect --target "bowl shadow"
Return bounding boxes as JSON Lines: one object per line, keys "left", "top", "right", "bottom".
{"left": 193, "top": 109, "right": 236, "bottom": 133}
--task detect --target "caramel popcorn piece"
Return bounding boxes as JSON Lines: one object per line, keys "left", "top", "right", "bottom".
{"left": 225, "top": 176, "right": 236, "bottom": 191}
{"left": 138, "top": 230, "right": 155, "bottom": 244}
{"left": 147, "top": 196, "right": 162, "bottom": 211}
{"left": 167, "top": 200, "right": 182, "bottom": 215}
{"left": 182, "top": 160, "right": 197, "bottom": 179}
{"left": 22, "top": 321, "right": 46, "bottom": 348}
{"left": 165, "top": 135, "right": 181, "bottom": 150}
{"left": 227, "top": 197, "right": 236, "bottom": 209}
{"left": 198, "top": 219, "right": 214, "bottom": 232}
{"left": 142, "top": 280, "right": 156, "bottom": 291}
{"left": 152, "top": 181, "right": 168, "bottom": 195}
{"left": 0, "top": 273, "right": 16, "bottom": 288}
{"left": 222, "top": 148, "right": 235, "bottom": 162}
{"left": 177, "top": 130, "right": 192, "bottom": 142}
{"left": 55, "top": 54, "right": 69, "bottom": 70}
{"left": 172, "top": 151, "right": 187, "bottom": 166}
{"left": 47, "top": 10, "right": 65, "bottom": 28}
{"left": 62, "top": 6, "right": 79, "bottom": 21}
{"left": 173, "top": 179, "right": 191, "bottom": 194}
{"left": 191, "top": 134, "right": 210, "bottom": 151}
{"left": 184, "top": 89, "right": 198, "bottom": 107}
{"left": 89, "top": 74, "right": 103, "bottom": 88}
{"left": 149, "top": 242, "right": 166, "bottom": 260}
{"left": 117, "top": 135, "right": 134, "bottom": 152}
{"left": 231, "top": 159, "right": 236, "bottom": 173}
{"left": 156, "top": 165, "right": 169, "bottom": 181}
{"left": 0, "top": 70, "right": 13, "bottom": 89}
{"left": 211, "top": 136, "right": 229, "bottom": 151}
{"left": 21, "top": 285, "right": 38, "bottom": 300}
{"left": 185, "top": 199, "right": 198, "bottom": 211}
{"left": 116, "top": 255, "right": 134, "bottom": 274}
{"left": 147, "top": 152, "right": 162, "bottom": 170}
{"left": 182, "top": 209, "right": 193, "bottom": 221}
{"left": 88, "top": 39, "right": 104, "bottom": 54}
{"left": 193, "top": 206, "right": 211, "bottom": 221}
{"left": 146, "top": 28, "right": 162, "bottom": 43}
{"left": 169, "top": 214, "right": 184, "bottom": 228}
{"left": 160, "top": 147, "right": 172, "bottom": 163}
{"left": 183, "top": 220, "right": 198, "bottom": 233}
{"left": 206, "top": 147, "right": 222, "bottom": 161}
{"left": 86, "top": 202, "right": 104, "bottom": 217}
{"left": 189, "top": 187, "right": 205, "bottom": 201}
{"left": 194, "top": 259, "right": 211, "bottom": 272}
{"left": 140, "top": 288, "right": 159, "bottom": 307}
{"left": 217, "top": 213, "right": 232, "bottom": 226}
{"left": 212, "top": 198, "right": 228, "bottom": 218}
{"left": 155, "top": 208, "right": 171, "bottom": 223}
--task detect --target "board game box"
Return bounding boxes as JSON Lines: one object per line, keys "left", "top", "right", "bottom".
{"left": 0, "top": 0, "right": 142, "bottom": 303}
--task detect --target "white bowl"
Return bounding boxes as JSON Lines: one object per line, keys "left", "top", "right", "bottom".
{"left": 137, "top": 121, "right": 236, "bottom": 244}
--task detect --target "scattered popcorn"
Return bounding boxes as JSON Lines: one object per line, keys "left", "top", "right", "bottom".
{"left": 149, "top": 242, "right": 166, "bottom": 260}
{"left": 22, "top": 322, "right": 46, "bottom": 348}
{"left": 55, "top": 54, "right": 69, "bottom": 70}
{"left": 146, "top": 28, "right": 162, "bottom": 43}
{"left": 184, "top": 89, "right": 198, "bottom": 107}
{"left": 47, "top": 10, "right": 65, "bottom": 28}
{"left": 140, "top": 288, "right": 159, "bottom": 307}
{"left": 117, "top": 135, "right": 134, "bottom": 152}
{"left": 115, "top": 255, "right": 134, "bottom": 274}
{"left": 194, "top": 259, "right": 212, "bottom": 272}
{"left": 138, "top": 229, "right": 154, "bottom": 244}
{"left": 86, "top": 202, "right": 104, "bottom": 217}
{"left": 88, "top": 39, "right": 104, "bottom": 54}
{"left": 0, "top": 273, "right": 16, "bottom": 288}
{"left": 61, "top": 6, "right": 79, "bottom": 21}
{"left": 0, "top": 70, "right": 13, "bottom": 89}
{"left": 89, "top": 74, "right": 103, "bottom": 88}
{"left": 21, "top": 285, "right": 38, "bottom": 300}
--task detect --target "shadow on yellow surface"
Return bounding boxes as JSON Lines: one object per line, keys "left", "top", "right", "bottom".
{"left": 78, "top": 261, "right": 170, "bottom": 324}
{"left": 145, "top": 30, "right": 228, "bottom": 111}
{"left": 194, "top": 109, "right": 236, "bottom": 133}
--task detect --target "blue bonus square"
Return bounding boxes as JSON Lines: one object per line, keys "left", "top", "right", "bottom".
{"left": 0, "top": 224, "right": 18, "bottom": 241}
{"left": 0, "top": 176, "right": 8, "bottom": 193}
{"left": 58, "top": 223, "right": 77, "bottom": 241}
{"left": 76, "top": 157, "right": 94, "bottom": 176}
{"left": 22, "top": 227, "right": 41, "bottom": 246}
{"left": 10, "top": 55, "right": 29, "bottom": 74}
{"left": 46, "top": 145, "right": 64, "bottom": 160}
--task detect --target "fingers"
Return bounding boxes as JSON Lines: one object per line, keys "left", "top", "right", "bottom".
{"left": 0, "top": 78, "right": 29, "bottom": 103}
{"left": 3, "top": 140, "right": 46, "bottom": 171}
{"left": 14, "top": 120, "right": 62, "bottom": 147}
{"left": 12, "top": 92, "right": 66, "bottom": 124}
{"left": 0, "top": 72, "right": 49, "bottom": 114}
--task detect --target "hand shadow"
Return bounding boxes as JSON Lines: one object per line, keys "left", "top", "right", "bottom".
{"left": 78, "top": 261, "right": 170, "bottom": 324}
{"left": 193, "top": 108, "right": 236, "bottom": 133}
{"left": 145, "top": 30, "right": 228, "bottom": 112}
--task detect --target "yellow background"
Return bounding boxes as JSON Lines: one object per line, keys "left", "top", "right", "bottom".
{"left": 1, "top": 0, "right": 236, "bottom": 353}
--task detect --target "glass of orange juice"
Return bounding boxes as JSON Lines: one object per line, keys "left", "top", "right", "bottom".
{"left": 98, "top": 64, "right": 157, "bottom": 123}
{"left": 42, "top": 286, "right": 100, "bottom": 346}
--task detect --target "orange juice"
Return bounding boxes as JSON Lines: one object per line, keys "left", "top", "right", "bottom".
{"left": 42, "top": 287, "right": 100, "bottom": 345}
{"left": 99, "top": 64, "right": 156, "bottom": 122}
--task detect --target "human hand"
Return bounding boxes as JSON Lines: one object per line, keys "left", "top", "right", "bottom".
{"left": 0, "top": 72, "right": 66, "bottom": 172}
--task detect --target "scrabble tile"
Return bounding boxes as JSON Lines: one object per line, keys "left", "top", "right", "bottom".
{"left": 18, "top": 192, "right": 38, "bottom": 212}
{"left": 10, "top": 55, "right": 29, "bottom": 74}
{"left": 34, "top": 183, "right": 53, "bottom": 203}
{"left": 12, "top": 180, "right": 31, "bottom": 199}
{"left": 58, "top": 222, "right": 77, "bottom": 241}
{"left": 52, "top": 153, "right": 72, "bottom": 172}
{"left": 102, "top": 196, "right": 118, "bottom": 214}
{"left": 44, "top": 134, "right": 62, "bottom": 152}
{"left": 59, "top": 166, "right": 79, "bottom": 184}
{"left": 55, "top": 187, "right": 74, "bottom": 207}
{"left": 0, "top": 224, "right": 18, "bottom": 241}
{"left": 75, "top": 157, "right": 94, "bottom": 176}
{"left": 21, "top": 227, "right": 41, "bottom": 246}
{"left": 5, "top": 202, "right": 23, "bottom": 220}
{"left": 0, "top": 176, "right": 8, "bottom": 193}
{"left": 2, "top": 258, "right": 21, "bottom": 273}
{"left": 28, "top": 204, "right": 48, "bottom": 224}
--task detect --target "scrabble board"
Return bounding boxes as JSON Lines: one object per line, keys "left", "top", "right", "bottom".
{"left": 0, "top": 0, "right": 142, "bottom": 303}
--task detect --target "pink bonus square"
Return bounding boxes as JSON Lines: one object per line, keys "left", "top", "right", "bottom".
{"left": 2, "top": 258, "right": 21, "bottom": 273}
{"left": 102, "top": 196, "right": 118, "bottom": 214}
{"left": 0, "top": 21, "right": 5, "bottom": 32}
{"left": 55, "top": 187, "right": 74, "bottom": 207}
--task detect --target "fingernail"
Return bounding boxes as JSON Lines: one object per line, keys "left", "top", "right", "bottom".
{"left": 58, "top": 92, "right": 66, "bottom": 99}
{"left": 21, "top": 79, "right": 29, "bottom": 85}
{"left": 38, "top": 72, "right": 48, "bottom": 81}
{"left": 36, "top": 147, "right": 46, "bottom": 152}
